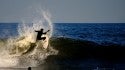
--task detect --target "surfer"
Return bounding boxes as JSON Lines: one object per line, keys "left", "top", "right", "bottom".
{"left": 35, "top": 28, "right": 50, "bottom": 41}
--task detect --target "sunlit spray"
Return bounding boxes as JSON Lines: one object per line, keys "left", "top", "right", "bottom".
{"left": 0, "top": 9, "right": 57, "bottom": 68}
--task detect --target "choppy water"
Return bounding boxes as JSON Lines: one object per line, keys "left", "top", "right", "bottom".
{"left": 53, "top": 23, "right": 125, "bottom": 45}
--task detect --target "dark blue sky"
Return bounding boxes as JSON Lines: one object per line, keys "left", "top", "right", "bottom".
{"left": 0, "top": 0, "right": 125, "bottom": 23}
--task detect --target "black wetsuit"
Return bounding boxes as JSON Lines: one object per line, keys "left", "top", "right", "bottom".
{"left": 35, "top": 30, "right": 46, "bottom": 40}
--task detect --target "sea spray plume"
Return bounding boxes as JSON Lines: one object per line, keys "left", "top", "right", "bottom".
{"left": 42, "top": 11, "right": 53, "bottom": 37}
{"left": 0, "top": 11, "right": 58, "bottom": 68}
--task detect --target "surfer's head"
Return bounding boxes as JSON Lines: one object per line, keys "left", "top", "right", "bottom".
{"left": 41, "top": 28, "right": 43, "bottom": 31}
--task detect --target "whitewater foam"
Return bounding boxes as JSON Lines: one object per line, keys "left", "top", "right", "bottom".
{"left": 0, "top": 11, "right": 58, "bottom": 68}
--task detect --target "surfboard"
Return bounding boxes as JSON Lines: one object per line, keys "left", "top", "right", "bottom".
{"left": 41, "top": 34, "right": 49, "bottom": 49}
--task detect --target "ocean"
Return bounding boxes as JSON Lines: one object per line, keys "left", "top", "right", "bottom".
{"left": 53, "top": 23, "right": 125, "bottom": 45}
{"left": 0, "top": 23, "right": 125, "bottom": 70}
{"left": 1, "top": 23, "right": 125, "bottom": 45}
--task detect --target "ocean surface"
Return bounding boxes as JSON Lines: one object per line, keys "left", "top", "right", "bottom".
{"left": 53, "top": 23, "right": 125, "bottom": 45}
{"left": 0, "top": 23, "right": 18, "bottom": 38}
{"left": 0, "top": 23, "right": 125, "bottom": 70}
{"left": 0, "top": 23, "right": 125, "bottom": 45}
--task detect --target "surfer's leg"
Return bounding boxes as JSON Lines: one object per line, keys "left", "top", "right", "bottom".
{"left": 36, "top": 37, "right": 46, "bottom": 41}
{"left": 41, "top": 37, "right": 46, "bottom": 40}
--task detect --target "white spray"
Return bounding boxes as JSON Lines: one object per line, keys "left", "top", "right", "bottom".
{"left": 0, "top": 10, "right": 57, "bottom": 68}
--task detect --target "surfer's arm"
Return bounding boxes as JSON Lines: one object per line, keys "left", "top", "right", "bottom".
{"left": 35, "top": 30, "right": 39, "bottom": 32}
{"left": 43, "top": 30, "right": 50, "bottom": 34}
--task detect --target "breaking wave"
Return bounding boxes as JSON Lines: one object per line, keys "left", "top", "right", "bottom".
{"left": 0, "top": 11, "right": 57, "bottom": 68}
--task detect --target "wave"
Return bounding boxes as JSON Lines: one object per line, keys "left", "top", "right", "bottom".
{"left": 0, "top": 37, "right": 124, "bottom": 69}
{"left": 47, "top": 37, "right": 125, "bottom": 62}
{"left": 0, "top": 34, "right": 58, "bottom": 68}
{"left": 0, "top": 10, "right": 58, "bottom": 68}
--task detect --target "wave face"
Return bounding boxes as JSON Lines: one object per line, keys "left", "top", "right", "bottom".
{"left": 0, "top": 11, "right": 57, "bottom": 68}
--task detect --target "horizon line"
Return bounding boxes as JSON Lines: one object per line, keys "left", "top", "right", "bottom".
{"left": 0, "top": 22, "right": 125, "bottom": 24}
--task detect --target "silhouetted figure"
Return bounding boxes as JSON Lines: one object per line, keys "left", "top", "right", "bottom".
{"left": 28, "top": 67, "right": 31, "bottom": 70}
{"left": 35, "top": 28, "right": 50, "bottom": 41}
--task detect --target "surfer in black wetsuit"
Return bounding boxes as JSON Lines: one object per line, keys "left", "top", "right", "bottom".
{"left": 35, "top": 28, "right": 50, "bottom": 41}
